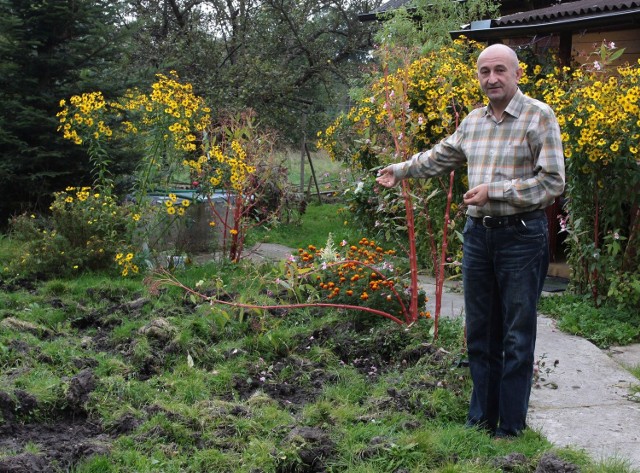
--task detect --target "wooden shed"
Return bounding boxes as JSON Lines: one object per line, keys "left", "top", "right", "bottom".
{"left": 450, "top": 0, "right": 640, "bottom": 68}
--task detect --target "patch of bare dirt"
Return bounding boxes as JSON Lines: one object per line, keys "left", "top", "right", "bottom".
{"left": 0, "top": 369, "right": 108, "bottom": 473}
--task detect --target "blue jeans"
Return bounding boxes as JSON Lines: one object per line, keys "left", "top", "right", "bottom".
{"left": 462, "top": 214, "right": 549, "bottom": 437}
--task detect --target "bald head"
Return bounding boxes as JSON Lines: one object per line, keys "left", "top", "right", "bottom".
{"left": 477, "top": 44, "right": 519, "bottom": 70}
{"left": 476, "top": 44, "right": 523, "bottom": 116}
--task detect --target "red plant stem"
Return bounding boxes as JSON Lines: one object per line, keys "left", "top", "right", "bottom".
{"left": 206, "top": 189, "right": 259, "bottom": 262}
{"left": 152, "top": 271, "right": 407, "bottom": 325}
{"left": 422, "top": 205, "right": 439, "bottom": 281}
{"left": 401, "top": 180, "right": 420, "bottom": 324}
{"left": 591, "top": 181, "right": 600, "bottom": 304}
{"left": 380, "top": 61, "right": 419, "bottom": 324}
{"left": 434, "top": 170, "right": 455, "bottom": 340}
{"left": 230, "top": 194, "right": 244, "bottom": 262}
{"left": 432, "top": 99, "right": 460, "bottom": 339}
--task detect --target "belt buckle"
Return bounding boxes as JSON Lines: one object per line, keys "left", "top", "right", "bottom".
{"left": 482, "top": 216, "right": 492, "bottom": 228}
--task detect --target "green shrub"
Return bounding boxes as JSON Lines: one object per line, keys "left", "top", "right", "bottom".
{"left": 6, "top": 187, "right": 134, "bottom": 278}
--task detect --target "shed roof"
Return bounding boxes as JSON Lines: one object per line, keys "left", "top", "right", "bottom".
{"left": 496, "top": 0, "right": 640, "bottom": 26}
{"left": 451, "top": 0, "right": 640, "bottom": 40}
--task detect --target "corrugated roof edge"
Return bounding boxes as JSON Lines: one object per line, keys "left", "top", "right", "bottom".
{"left": 496, "top": 0, "right": 640, "bottom": 26}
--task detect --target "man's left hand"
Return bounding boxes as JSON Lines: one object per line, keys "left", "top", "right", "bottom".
{"left": 463, "top": 184, "right": 489, "bottom": 207}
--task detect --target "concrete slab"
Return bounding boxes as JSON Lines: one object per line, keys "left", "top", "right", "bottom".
{"left": 529, "top": 317, "right": 640, "bottom": 471}
{"left": 607, "top": 344, "right": 640, "bottom": 369}
{"left": 242, "top": 243, "right": 296, "bottom": 262}
{"left": 418, "top": 275, "right": 465, "bottom": 318}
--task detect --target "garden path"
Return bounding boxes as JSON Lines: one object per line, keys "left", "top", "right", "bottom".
{"left": 244, "top": 243, "right": 640, "bottom": 471}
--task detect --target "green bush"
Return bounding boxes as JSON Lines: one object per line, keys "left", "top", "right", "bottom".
{"left": 7, "top": 187, "right": 134, "bottom": 278}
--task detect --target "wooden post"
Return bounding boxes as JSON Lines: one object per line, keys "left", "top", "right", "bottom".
{"left": 299, "top": 110, "right": 306, "bottom": 193}
{"left": 305, "top": 143, "right": 322, "bottom": 204}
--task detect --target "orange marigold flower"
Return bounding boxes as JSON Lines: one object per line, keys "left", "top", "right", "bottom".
{"left": 360, "top": 292, "right": 369, "bottom": 300}
{"left": 346, "top": 290, "right": 353, "bottom": 296}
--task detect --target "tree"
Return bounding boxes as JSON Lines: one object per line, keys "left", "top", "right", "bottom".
{"left": 0, "top": 0, "right": 136, "bottom": 225}
{"left": 120, "top": 0, "right": 382, "bottom": 142}
{"left": 374, "top": 0, "right": 499, "bottom": 53}
{"left": 1, "top": 0, "right": 383, "bottom": 223}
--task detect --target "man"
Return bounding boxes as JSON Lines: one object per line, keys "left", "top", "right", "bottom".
{"left": 376, "top": 43, "right": 565, "bottom": 438}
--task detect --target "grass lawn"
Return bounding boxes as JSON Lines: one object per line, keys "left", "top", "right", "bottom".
{"left": 1, "top": 227, "right": 635, "bottom": 472}
{"left": 247, "top": 201, "right": 357, "bottom": 250}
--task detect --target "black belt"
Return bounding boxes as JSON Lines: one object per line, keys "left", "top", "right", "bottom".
{"left": 470, "top": 210, "right": 545, "bottom": 229}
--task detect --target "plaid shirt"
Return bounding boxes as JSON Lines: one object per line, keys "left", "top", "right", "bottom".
{"left": 391, "top": 89, "right": 565, "bottom": 218}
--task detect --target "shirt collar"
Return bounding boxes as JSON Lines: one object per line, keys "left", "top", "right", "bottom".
{"left": 483, "top": 88, "right": 524, "bottom": 119}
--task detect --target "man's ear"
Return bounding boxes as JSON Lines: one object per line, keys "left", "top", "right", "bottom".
{"left": 515, "top": 67, "right": 523, "bottom": 82}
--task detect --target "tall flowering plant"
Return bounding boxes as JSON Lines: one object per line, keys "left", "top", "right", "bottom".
{"left": 55, "top": 71, "right": 212, "bottom": 273}
{"left": 526, "top": 42, "right": 640, "bottom": 306}
{"left": 323, "top": 38, "right": 640, "bottom": 309}
{"left": 112, "top": 71, "right": 211, "bottom": 197}
{"left": 183, "top": 110, "right": 283, "bottom": 262}
{"left": 318, "top": 39, "right": 484, "bottom": 335}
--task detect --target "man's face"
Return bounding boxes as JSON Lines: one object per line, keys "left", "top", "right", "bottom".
{"left": 477, "top": 47, "right": 522, "bottom": 109}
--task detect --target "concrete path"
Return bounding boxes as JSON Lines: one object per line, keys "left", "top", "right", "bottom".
{"left": 530, "top": 317, "right": 640, "bottom": 470}
{"left": 242, "top": 245, "right": 640, "bottom": 470}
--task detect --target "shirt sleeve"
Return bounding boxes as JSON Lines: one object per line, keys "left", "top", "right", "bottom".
{"left": 487, "top": 104, "right": 565, "bottom": 208}
{"left": 390, "top": 128, "right": 467, "bottom": 180}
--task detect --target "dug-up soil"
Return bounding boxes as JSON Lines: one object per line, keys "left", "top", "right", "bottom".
{"left": 0, "top": 273, "right": 582, "bottom": 473}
